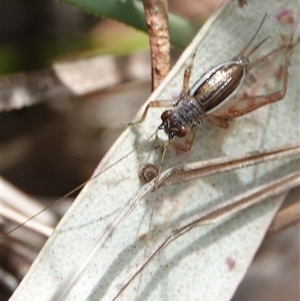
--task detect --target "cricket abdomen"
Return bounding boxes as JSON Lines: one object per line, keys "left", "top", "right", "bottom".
{"left": 190, "top": 61, "right": 246, "bottom": 114}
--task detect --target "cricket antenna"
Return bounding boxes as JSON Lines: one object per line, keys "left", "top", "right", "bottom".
{"left": 238, "top": 13, "right": 267, "bottom": 57}
{"left": 145, "top": 140, "right": 170, "bottom": 244}
{"left": 155, "top": 140, "right": 170, "bottom": 193}
{"left": 3, "top": 131, "right": 157, "bottom": 237}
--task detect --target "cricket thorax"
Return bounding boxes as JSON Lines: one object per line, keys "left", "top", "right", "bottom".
{"left": 159, "top": 94, "right": 205, "bottom": 140}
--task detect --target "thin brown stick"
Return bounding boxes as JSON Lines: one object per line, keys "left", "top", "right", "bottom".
{"left": 143, "top": 0, "right": 170, "bottom": 90}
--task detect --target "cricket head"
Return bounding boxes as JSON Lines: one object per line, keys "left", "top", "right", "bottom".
{"left": 158, "top": 110, "right": 188, "bottom": 140}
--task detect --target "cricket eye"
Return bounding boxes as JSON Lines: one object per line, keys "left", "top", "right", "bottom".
{"left": 161, "top": 110, "right": 172, "bottom": 121}
{"left": 176, "top": 126, "right": 188, "bottom": 137}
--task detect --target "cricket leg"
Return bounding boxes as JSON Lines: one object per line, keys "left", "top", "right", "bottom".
{"left": 183, "top": 50, "right": 197, "bottom": 93}
{"left": 126, "top": 100, "right": 174, "bottom": 126}
{"left": 248, "top": 34, "right": 298, "bottom": 71}
{"left": 215, "top": 37, "right": 296, "bottom": 119}
{"left": 169, "top": 128, "right": 197, "bottom": 152}
{"left": 205, "top": 115, "right": 230, "bottom": 129}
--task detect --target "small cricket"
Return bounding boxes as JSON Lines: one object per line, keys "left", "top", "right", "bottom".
{"left": 5, "top": 9, "right": 300, "bottom": 301}
{"left": 131, "top": 13, "right": 297, "bottom": 177}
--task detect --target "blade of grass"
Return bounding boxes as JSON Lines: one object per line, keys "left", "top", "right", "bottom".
{"left": 61, "top": 0, "right": 200, "bottom": 47}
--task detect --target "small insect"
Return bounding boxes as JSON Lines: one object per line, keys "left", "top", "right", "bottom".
{"left": 129, "top": 13, "right": 296, "bottom": 155}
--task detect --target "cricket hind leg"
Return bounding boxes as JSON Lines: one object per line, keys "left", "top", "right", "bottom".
{"left": 213, "top": 35, "right": 298, "bottom": 119}
{"left": 247, "top": 34, "right": 299, "bottom": 71}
